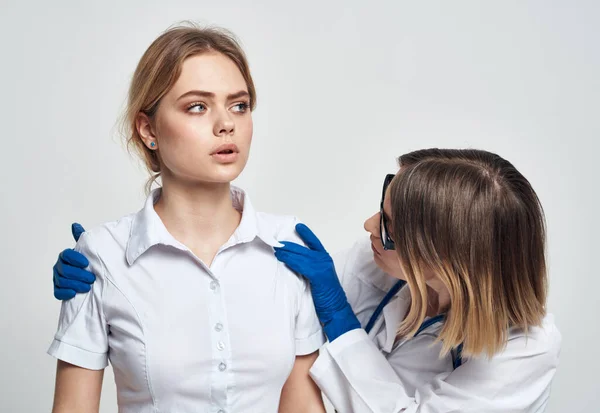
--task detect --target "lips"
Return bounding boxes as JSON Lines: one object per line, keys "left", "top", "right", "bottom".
{"left": 210, "top": 143, "right": 240, "bottom": 164}
{"left": 210, "top": 143, "right": 239, "bottom": 155}
{"left": 370, "top": 236, "right": 382, "bottom": 256}
{"left": 371, "top": 243, "right": 381, "bottom": 256}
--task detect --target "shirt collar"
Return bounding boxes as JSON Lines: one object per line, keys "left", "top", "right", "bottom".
{"left": 227, "top": 186, "right": 282, "bottom": 248}
{"left": 372, "top": 285, "right": 412, "bottom": 353}
{"left": 125, "top": 186, "right": 281, "bottom": 265}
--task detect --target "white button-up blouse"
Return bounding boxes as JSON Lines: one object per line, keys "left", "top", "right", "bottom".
{"left": 48, "top": 187, "right": 325, "bottom": 413}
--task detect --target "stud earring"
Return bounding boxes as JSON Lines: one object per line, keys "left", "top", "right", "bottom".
{"left": 150, "top": 142, "right": 156, "bottom": 148}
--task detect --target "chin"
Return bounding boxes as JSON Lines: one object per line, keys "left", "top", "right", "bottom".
{"left": 372, "top": 255, "right": 400, "bottom": 279}
{"left": 202, "top": 173, "right": 242, "bottom": 185}
{"left": 170, "top": 167, "right": 244, "bottom": 186}
{"left": 218, "top": 164, "right": 246, "bottom": 179}
{"left": 372, "top": 253, "right": 386, "bottom": 270}
{"left": 197, "top": 159, "right": 247, "bottom": 183}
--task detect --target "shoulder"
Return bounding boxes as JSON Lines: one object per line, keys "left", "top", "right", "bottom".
{"left": 77, "top": 214, "right": 135, "bottom": 247}
{"left": 255, "top": 212, "right": 302, "bottom": 244}
{"left": 450, "top": 314, "right": 561, "bottom": 407}
{"left": 504, "top": 313, "right": 561, "bottom": 359}
{"left": 74, "top": 214, "right": 136, "bottom": 267}
{"left": 254, "top": 213, "right": 329, "bottom": 302}
{"left": 465, "top": 314, "right": 561, "bottom": 375}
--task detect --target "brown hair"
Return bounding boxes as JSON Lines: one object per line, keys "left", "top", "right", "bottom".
{"left": 122, "top": 22, "right": 256, "bottom": 191}
{"left": 389, "top": 149, "right": 547, "bottom": 357}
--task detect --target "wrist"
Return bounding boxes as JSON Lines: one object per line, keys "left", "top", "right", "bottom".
{"left": 322, "top": 303, "right": 361, "bottom": 342}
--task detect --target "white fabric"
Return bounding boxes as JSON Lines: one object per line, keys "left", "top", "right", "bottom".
{"left": 311, "top": 237, "right": 561, "bottom": 413}
{"left": 48, "top": 187, "right": 325, "bottom": 413}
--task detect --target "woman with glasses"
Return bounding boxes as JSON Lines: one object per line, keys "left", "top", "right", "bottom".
{"left": 52, "top": 148, "right": 561, "bottom": 412}
{"left": 273, "top": 148, "right": 560, "bottom": 412}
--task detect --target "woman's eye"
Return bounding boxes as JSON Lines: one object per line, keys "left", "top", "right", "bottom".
{"left": 232, "top": 102, "right": 249, "bottom": 113}
{"left": 187, "top": 103, "right": 206, "bottom": 113}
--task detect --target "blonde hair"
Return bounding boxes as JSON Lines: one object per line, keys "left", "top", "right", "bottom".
{"left": 122, "top": 22, "right": 256, "bottom": 191}
{"left": 390, "top": 149, "right": 547, "bottom": 358}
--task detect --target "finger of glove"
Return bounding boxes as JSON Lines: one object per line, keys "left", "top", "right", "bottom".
{"left": 59, "top": 248, "right": 89, "bottom": 268}
{"left": 276, "top": 243, "right": 330, "bottom": 272}
{"left": 276, "top": 260, "right": 307, "bottom": 282}
{"left": 295, "top": 223, "right": 326, "bottom": 252}
{"left": 54, "top": 269, "right": 93, "bottom": 293}
{"left": 275, "top": 241, "right": 313, "bottom": 256}
{"left": 275, "top": 252, "right": 326, "bottom": 288}
{"left": 275, "top": 246, "right": 329, "bottom": 272}
{"left": 54, "top": 287, "right": 77, "bottom": 301}
{"left": 274, "top": 250, "right": 312, "bottom": 277}
{"left": 56, "top": 258, "right": 96, "bottom": 283}
{"left": 71, "top": 222, "right": 86, "bottom": 242}
{"left": 273, "top": 249, "right": 300, "bottom": 268}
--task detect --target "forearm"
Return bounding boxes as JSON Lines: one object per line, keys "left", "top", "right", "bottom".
{"left": 52, "top": 360, "right": 104, "bottom": 413}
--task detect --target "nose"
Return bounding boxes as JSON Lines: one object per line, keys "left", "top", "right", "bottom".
{"left": 364, "top": 212, "right": 381, "bottom": 237}
{"left": 214, "top": 111, "right": 235, "bottom": 137}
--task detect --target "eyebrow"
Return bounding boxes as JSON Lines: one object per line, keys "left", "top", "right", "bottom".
{"left": 177, "top": 90, "right": 250, "bottom": 101}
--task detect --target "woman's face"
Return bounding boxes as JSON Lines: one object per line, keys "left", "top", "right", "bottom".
{"left": 363, "top": 182, "right": 406, "bottom": 280}
{"left": 140, "top": 52, "right": 253, "bottom": 184}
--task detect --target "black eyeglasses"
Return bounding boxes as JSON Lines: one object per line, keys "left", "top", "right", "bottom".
{"left": 380, "top": 174, "right": 396, "bottom": 250}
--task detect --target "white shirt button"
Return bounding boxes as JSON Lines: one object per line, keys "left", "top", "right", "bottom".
{"left": 217, "top": 410, "right": 225, "bottom": 413}
{"left": 209, "top": 281, "right": 218, "bottom": 291}
{"left": 217, "top": 341, "right": 225, "bottom": 351}
{"left": 218, "top": 362, "right": 227, "bottom": 371}
{"left": 215, "top": 323, "right": 223, "bottom": 332}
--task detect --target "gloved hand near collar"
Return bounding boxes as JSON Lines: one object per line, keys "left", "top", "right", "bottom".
{"left": 53, "top": 223, "right": 96, "bottom": 300}
{"left": 274, "top": 223, "right": 361, "bottom": 342}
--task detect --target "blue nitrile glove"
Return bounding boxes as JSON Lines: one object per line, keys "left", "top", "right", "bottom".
{"left": 53, "top": 223, "right": 96, "bottom": 300}
{"left": 274, "top": 223, "right": 361, "bottom": 341}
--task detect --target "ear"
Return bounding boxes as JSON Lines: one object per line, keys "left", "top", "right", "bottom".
{"left": 136, "top": 112, "right": 158, "bottom": 150}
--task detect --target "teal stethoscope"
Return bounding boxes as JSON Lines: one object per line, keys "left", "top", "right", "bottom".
{"left": 365, "top": 279, "right": 464, "bottom": 369}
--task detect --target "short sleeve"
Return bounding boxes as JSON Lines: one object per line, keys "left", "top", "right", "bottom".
{"left": 294, "top": 281, "right": 326, "bottom": 355}
{"left": 278, "top": 217, "right": 326, "bottom": 355}
{"left": 47, "top": 232, "right": 109, "bottom": 370}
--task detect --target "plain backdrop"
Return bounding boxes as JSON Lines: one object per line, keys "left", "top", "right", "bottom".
{"left": 1, "top": 0, "right": 598, "bottom": 412}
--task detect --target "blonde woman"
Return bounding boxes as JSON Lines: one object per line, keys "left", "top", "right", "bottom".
{"left": 274, "top": 148, "right": 561, "bottom": 412}
{"left": 48, "top": 25, "right": 326, "bottom": 413}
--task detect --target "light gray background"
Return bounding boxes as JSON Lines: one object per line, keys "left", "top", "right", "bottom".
{"left": 1, "top": 1, "right": 598, "bottom": 412}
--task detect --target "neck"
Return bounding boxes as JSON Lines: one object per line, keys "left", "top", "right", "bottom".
{"left": 154, "top": 174, "right": 242, "bottom": 263}
{"left": 425, "top": 277, "right": 451, "bottom": 317}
